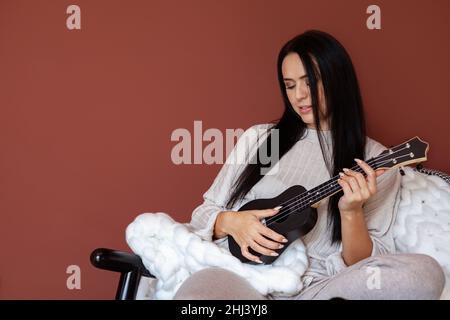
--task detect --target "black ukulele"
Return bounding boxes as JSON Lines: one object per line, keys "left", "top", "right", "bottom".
{"left": 228, "top": 136, "right": 429, "bottom": 264}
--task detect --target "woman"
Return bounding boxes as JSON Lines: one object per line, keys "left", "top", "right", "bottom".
{"left": 174, "top": 30, "right": 445, "bottom": 299}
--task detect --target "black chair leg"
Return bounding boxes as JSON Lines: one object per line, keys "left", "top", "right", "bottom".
{"left": 116, "top": 270, "right": 141, "bottom": 300}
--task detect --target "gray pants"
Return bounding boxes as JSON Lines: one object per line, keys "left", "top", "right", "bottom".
{"left": 173, "top": 253, "right": 445, "bottom": 300}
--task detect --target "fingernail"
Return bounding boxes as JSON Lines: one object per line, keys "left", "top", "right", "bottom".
{"left": 271, "top": 252, "right": 279, "bottom": 256}
{"left": 256, "top": 259, "right": 263, "bottom": 264}
{"left": 278, "top": 244, "right": 284, "bottom": 249}
{"left": 274, "top": 206, "right": 282, "bottom": 211}
{"left": 342, "top": 168, "right": 349, "bottom": 172}
{"left": 339, "top": 172, "right": 345, "bottom": 177}
{"left": 354, "top": 158, "right": 362, "bottom": 163}
{"left": 282, "top": 238, "right": 288, "bottom": 243}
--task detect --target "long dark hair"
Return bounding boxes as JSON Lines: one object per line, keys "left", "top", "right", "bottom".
{"left": 226, "top": 30, "right": 367, "bottom": 244}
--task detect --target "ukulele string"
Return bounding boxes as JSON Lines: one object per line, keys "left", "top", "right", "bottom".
{"left": 265, "top": 145, "right": 408, "bottom": 222}
{"left": 264, "top": 148, "right": 411, "bottom": 227}
{"left": 263, "top": 157, "right": 379, "bottom": 226}
{"left": 264, "top": 157, "right": 390, "bottom": 227}
{"left": 265, "top": 153, "right": 411, "bottom": 227}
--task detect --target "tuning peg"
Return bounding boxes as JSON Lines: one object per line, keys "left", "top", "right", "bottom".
{"left": 416, "top": 163, "right": 423, "bottom": 170}
{"left": 399, "top": 166, "right": 405, "bottom": 176}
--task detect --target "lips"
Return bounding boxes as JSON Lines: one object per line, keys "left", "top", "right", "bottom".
{"left": 298, "top": 105, "right": 312, "bottom": 114}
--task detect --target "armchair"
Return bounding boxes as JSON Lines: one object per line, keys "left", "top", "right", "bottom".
{"left": 90, "top": 248, "right": 154, "bottom": 300}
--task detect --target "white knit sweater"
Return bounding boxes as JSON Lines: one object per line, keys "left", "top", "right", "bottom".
{"left": 188, "top": 123, "right": 402, "bottom": 291}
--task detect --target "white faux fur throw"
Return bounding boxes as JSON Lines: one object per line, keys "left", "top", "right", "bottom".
{"left": 126, "top": 166, "right": 450, "bottom": 300}
{"left": 126, "top": 213, "right": 308, "bottom": 299}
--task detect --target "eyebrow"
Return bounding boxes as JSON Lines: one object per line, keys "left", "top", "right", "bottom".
{"left": 283, "top": 75, "right": 308, "bottom": 81}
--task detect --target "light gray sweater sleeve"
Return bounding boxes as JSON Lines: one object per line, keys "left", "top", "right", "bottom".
{"left": 364, "top": 166, "right": 402, "bottom": 255}
{"left": 189, "top": 124, "right": 269, "bottom": 241}
{"left": 325, "top": 139, "right": 402, "bottom": 273}
{"left": 363, "top": 139, "right": 402, "bottom": 256}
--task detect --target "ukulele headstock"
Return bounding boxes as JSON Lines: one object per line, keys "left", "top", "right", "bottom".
{"left": 372, "top": 136, "right": 429, "bottom": 170}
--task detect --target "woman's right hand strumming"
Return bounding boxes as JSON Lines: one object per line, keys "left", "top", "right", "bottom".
{"left": 213, "top": 207, "right": 288, "bottom": 263}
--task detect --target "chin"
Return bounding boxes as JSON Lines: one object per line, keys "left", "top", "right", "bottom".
{"left": 299, "top": 115, "right": 314, "bottom": 125}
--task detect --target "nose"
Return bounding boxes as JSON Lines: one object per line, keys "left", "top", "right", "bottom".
{"left": 295, "top": 82, "right": 309, "bottom": 101}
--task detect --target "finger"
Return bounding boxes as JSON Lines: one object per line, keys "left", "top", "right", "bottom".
{"left": 354, "top": 158, "right": 378, "bottom": 193}
{"left": 254, "top": 233, "right": 284, "bottom": 250}
{"left": 342, "top": 168, "right": 365, "bottom": 189}
{"left": 343, "top": 168, "right": 371, "bottom": 197}
{"left": 241, "top": 246, "right": 261, "bottom": 264}
{"left": 339, "top": 172, "right": 359, "bottom": 193}
{"left": 258, "top": 225, "right": 288, "bottom": 243}
{"left": 343, "top": 175, "right": 362, "bottom": 201}
{"left": 253, "top": 207, "right": 282, "bottom": 219}
{"left": 249, "top": 240, "right": 279, "bottom": 257}
{"left": 337, "top": 177, "right": 352, "bottom": 196}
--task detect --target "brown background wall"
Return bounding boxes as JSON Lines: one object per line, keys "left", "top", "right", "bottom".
{"left": 0, "top": 0, "right": 448, "bottom": 299}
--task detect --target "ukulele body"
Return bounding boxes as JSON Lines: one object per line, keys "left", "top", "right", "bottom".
{"left": 228, "top": 184, "right": 318, "bottom": 264}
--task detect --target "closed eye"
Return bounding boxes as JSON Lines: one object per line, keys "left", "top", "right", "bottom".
{"left": 285, "top": 83, "right": 309, "bottom": 90}
{"left": 284, "top": 78, "right": 310, "bottom": 90}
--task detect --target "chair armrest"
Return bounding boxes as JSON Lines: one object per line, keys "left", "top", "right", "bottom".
{"left": 415, "top": 164, "right": 450, "bottom": 185}
{"left": 90, "top": 248, "right": 154, "bottom": 278}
